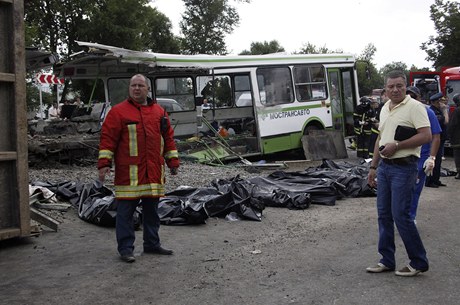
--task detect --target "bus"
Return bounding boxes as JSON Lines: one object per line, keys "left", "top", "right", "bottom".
{"left": 53, "top": 41, "right": 360, "bottom": 159}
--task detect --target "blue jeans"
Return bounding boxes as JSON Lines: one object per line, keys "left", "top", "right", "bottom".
{"left": 376, "top": 160, "right": 429, "bottom": 271}
{"left": 410, "top": 155, "right": 428, "bottom": 220}
{"left": 116, "top": 198, "right": 161, "bottom": 256}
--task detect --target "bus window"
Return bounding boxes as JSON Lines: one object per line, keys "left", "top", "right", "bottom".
{"left": 293, "top": 65, "right": 327, "bottom": 101}
{"left": 234, "top": 75, "right": 252, "bottom": 107}
{"left": 256, "top": 67, "right": 293, "bottom": 105}
{"left": 155, "top": 77, "right": 194, "bottom": 110}
{"left": 108, "top": 78, "right": 149, "bottom": 105}
{"left": 197, "top": 75, "right": 232, "bottom": 108}
{"left": 68, "top": 78, "right": 105, "bottom": 105}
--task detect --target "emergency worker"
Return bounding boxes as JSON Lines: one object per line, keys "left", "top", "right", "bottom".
{"left": 368, "top": 98, "right": 380, "bottom": 157}
{"left": 405, "top": 86, "right": 441, "bottom": 222}
{"left": 353, "top": 97, "right": 375, "bottom": 158}
{"left": 447, "top": 93, "right": 460, "bottom": 179}
{"left": 425, "top": 92, "right": 447, "bottom": 188}
{"left": 98, "top": 74, "right": 179, "bottom": 263}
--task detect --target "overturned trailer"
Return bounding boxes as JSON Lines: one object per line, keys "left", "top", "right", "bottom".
{"left": 0, "top": 0, "right": 35, "bottom": 240}
{"left": 49, "top": 41, "right": 358, "bottom": 163}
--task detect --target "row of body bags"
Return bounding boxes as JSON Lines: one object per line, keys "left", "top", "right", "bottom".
{"left": 31, "top": 160, "right": 377, "bottom": 227}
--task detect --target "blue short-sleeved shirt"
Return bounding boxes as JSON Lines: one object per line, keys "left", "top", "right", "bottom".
{"left": 421, "top": 106, "right": 442, "bottom": 158}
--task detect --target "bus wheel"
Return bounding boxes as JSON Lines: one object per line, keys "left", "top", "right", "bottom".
{"left": 303, "top": 124, "right": 321, "bottom": 135}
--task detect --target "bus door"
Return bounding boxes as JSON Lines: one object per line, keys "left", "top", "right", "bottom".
{"left": 327, "top": 68, "right": 356, "bottom": 137}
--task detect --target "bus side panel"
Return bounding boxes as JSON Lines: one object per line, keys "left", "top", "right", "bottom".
{"left": 261, "top": 132, "right": 303, "bottom": 154}
{"left": 256, "top": 105, "right": 332, "bottom": 138}
{"left": 260, "top": 116, "right": 327, "bottom": 154}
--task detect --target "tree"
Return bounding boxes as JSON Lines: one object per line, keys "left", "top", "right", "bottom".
{"left": 179, "top": 0, "right": 250, "bottom": 54}
{"left": 295, "top": 42, "right": 342, "bottom": 54}
{"left": 25, "top": 0, "right": 95, "bottom": 57}
{"left": 421, "top": 0, "right": 460, "bottom": 68}
{"left": 356, "top": 43, "right": 383, "bottom": 95}
{"left": 380, "top": 62, "right": 408, "bottom": 77}
{"left": 239, "top": 40, "right": 285, "bottom": 55}
{"left": 25, "top": 0, "right": 180, "bottom": 58}
{"left": 142, "top": 9, "right": 181, "bottom": 53}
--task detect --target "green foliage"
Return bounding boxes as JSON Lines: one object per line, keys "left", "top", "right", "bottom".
{"left": 356, "top": 62, "right": 383, "bottom": 96}
{"left": 24, "top": 0, "right": 180, "bottom": 58}
{"left": 355, "top": 43, "right": 383, "bottom": 95}
{"left": 180, "top": 0, "right": 241, "bottom": 54}
{"left": 421, "top": 0, "right": 460, "bottom": 68}
{"left": 24, "top": 0, "right": 95, "bottom": 57}
{"left": 295, "top": 42, "right": 342, "bottom": 54}
{"left": 379, "top": 62, "right": 409, "bottom": 84}
{"left": 359, "top": 43, "right": 377, "bottom": 62}
{"left": 142, "top": 9, "right": 181, "bottom": 53}
{"left": 239, "top": 40, "right": 285, "bottom": 55}
{"left": 26, "top": 79, "right": 54, "bottom": 115}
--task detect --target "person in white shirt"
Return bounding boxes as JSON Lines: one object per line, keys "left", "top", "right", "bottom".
{"left": 48, "top": 103, "right": 60, "bottom": 119}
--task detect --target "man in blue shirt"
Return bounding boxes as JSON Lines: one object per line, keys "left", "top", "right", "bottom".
{"left": 406, "top": 86, "right": 441, "bottom": 222}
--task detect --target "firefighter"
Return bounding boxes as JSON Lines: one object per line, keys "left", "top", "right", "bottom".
{"left": 98, "top": 74, "right": 179, "bottom": 263}
{"left": 368, "top": 98, "right": 381, "bottom": 157}
{"left": 353, "top": 97, "right": 375, "bottom": 158}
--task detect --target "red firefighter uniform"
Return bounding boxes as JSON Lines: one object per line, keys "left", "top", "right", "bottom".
{"left": 98, "top": 98, "right": 179, "bottom": 199}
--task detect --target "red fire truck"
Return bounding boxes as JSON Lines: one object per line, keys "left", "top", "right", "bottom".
{"left": 409, "top": 66, "right": 460, "bottom": 110}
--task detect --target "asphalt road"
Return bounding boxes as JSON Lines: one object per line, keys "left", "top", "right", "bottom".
{"left": 1, "top": 155, "right": 459, "bottom": 305}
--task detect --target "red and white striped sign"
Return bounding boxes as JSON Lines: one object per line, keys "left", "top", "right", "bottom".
{"left": 36, "top": 74, "right": 64, "bottom": 85}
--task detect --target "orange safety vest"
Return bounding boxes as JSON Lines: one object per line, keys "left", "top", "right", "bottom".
{"left": 98, "top": 98, "right": 179, "bottom": 199}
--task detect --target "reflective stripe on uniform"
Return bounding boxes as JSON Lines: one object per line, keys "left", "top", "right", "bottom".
{"left": 164, "top": 150, "right": 179, "bottom": 159}
{"left": 127, "top": 124, "right": 138, "bottom": 157}
{"left": 129, "top": 165, "right": 138, "bottom": 186}
{"left": 115, "top": 183, "right": 165, "bottom": 198}
{"left": 99, "top": 149, "right": 114, "bottom": 159}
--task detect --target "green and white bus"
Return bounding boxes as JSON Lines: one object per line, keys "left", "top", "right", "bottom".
{"left": 55, "top": 41, "right": 359, "bottom": 158}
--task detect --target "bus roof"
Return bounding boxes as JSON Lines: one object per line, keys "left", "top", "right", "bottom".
{"left": 71, "top": 41, "right": 356, "bottom": 69}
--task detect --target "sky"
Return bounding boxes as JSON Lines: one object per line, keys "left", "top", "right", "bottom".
{"left": 152, "top": 0, "right": 457, "bottom": 70}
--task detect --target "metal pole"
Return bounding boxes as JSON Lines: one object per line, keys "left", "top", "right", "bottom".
{"left": 39, "top": 85, "right": 43, "bottom": 119}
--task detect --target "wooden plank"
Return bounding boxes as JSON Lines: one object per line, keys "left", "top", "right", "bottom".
{"left": 0, "top": 228, "right": 21, "bottom": 241}
{"left": 0, "top": 72, "right": 15, "bottom": 82}
{"left": 0, "top": 0, "right": 14, "bottom": 4}
{"left": 30, "top": 207, "right": 59, "bottom": 231}
{"left": 0, "top": 151, "right": 17, "bottom": 161}
{"left": 12, "top": 0, "right": 30, "bottom": 238}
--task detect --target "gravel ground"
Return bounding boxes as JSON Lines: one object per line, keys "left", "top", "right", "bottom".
{"left": 28, "top": 160, "right": 267, "bottom": 191}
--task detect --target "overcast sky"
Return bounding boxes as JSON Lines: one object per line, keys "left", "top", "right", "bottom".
{"left": 152, "top": 0, "right": 455, "bottom": 69}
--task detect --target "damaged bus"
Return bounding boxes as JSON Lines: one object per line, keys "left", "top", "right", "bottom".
{"left": 53, "top": 41, "right": 359, "bottom": 161}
